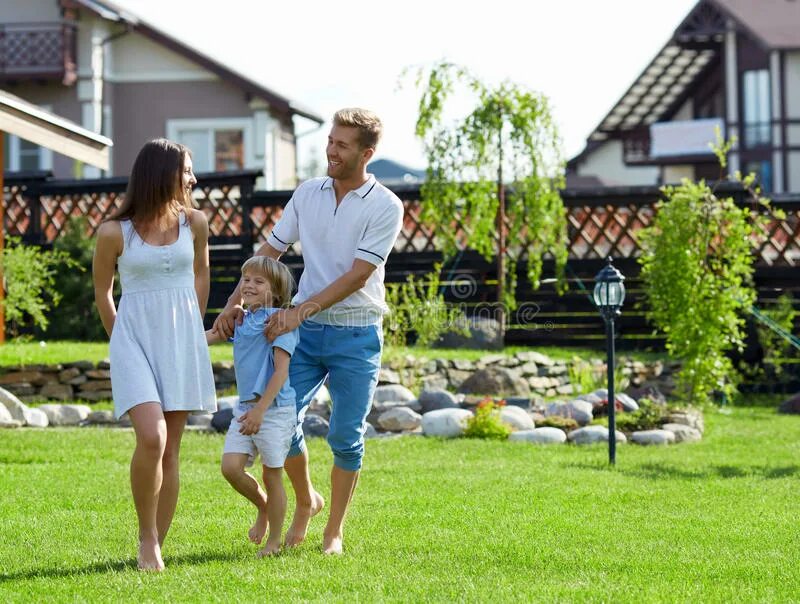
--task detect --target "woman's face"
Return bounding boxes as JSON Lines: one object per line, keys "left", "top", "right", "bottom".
{"left": 181, "top": 154, "right": 197, "bottom": 197}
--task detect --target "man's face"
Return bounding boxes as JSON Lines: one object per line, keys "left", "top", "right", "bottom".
{"left": 326, "top": 124, "right": 369, "bottom": 180}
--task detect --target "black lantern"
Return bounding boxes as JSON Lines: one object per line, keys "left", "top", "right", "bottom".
{"left": 593, "top": 257, "right": 625, "bottom": 464}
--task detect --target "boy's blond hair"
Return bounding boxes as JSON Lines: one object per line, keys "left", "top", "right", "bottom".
{"left": 241, "top": 256, "right": 295, "bottom": 308}
{"left": 333, "top": 108, "right": 382, "bottom": 150}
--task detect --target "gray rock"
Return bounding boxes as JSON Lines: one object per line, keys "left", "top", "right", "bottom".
{"left": 0, "top": 403, "right": 12, "bottom": 423}
{"left": 421, "top": 374, "right": 449, "bottom": 391}
{"left": 778, "top": 393, "right": 800, "bottom": 414}
{"left": 451, "top": 360, "right": 475, "bottom": 372}
{"left": 661, "top": 423, "right": 702, "bottom": 443}
{"left": 0, "top": 387, "right": 27, "bottom": 422}
{"left": 23, "top": 407, "right": 49, "bottom": 427}
{"left": 65, "top": 360, "right": 94, "bottom": 371}
{"left": 211, "top": 407, "right": 234, "bottom": 432}
{"left": 216, "top": 395, "right": 239, "bottom": 411}
{"left": 616, "top": 393, "right": 639, "bottom": 413}
{"left": 373, "top": 384, "right": 416, "bottom": 405}
{"left": 518, "top": 362, "right": 539, "bottom": 376}
{"left": 547, "top": 400, "right": 594, "bottom": 426}
{"left": 378, "top": 368, "right": 401, "bottom": 385}
{"left": 568, "top": 425, "right": 627, "bottom": 445}
{"left": 499, "top": 406, "right": 535, "bottom": 431}
{"left": 39, "top": 383, "right": 74, "bottom": 401}
{"left": 418, "top": 388, "right": 459, "bottom": 413}
{"left": 302, "top": 413, "right": 330, "bottom": 437}
{"left": 364, "top": 422, "right": 378, "bottom": 439}
{"left": 631, "top": 429, "right": 675, "bottom": 445}
{"left": 666, "top": 409, "right": 704, "bottom": 433}
{"left": 187, "top": 413, "right": 213, "bottom": 428}
{"left": 378, "top": 407, "right": 422, "bottom": 432}
{"left": 458, "top": 367, "right": 531, "bottom": 397}
{"left": 87, "top": 410, "right": 116, "bottom": 425}
{"left": 510, "top": 427, "right": 567, "bottom": 444}
{"left": 0, "top": 418, "right": 23, "bottom": 428}
{"left": 62, "top": 404, "right": 91, "bottom": 425}
{"left": 312, "top": 384, "right": 331, "bottom": 406}
{"left": 421, "top": 408, "right": 472, "bottom": 438}
{"left": 435, "top": 316, "right": 502, "bottom": 350}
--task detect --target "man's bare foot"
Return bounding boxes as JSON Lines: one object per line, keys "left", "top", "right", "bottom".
{"left": 322, "top": 532, "right": 343, "bottom": 555}
{"left": 248, "top": 507, "right": 269, "bottom": 544}
{"left": 284, "top": 491, "right": 325, "bottom": 547}
{"left": 138, "top": 538, "right": 165, "bottom": 571}
{"left": 257, "top": 539, "right": 282, "bottom": 558}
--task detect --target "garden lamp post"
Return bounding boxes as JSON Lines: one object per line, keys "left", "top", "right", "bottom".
{"left": 593, "top": 257, "right": 626, "bottom": 465}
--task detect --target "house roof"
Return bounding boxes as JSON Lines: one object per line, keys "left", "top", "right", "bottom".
{"left": 580, "top": 0, "right": 799, "bottom": 148}
{"left": 369, "top": 158, "right": 426, "bottom": 184}
{"left": 73, "top": 0, "right": 324, "bottom": 125}
{"left": 0, "top": 88, "right": 112, "bottom": 169}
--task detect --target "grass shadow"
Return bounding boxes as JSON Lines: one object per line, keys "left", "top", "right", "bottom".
{"left": 0, "top": 549, "right": 248, "bottom": 584}
{"left": 566, "top": 461, "right": 800, "bottom": 481}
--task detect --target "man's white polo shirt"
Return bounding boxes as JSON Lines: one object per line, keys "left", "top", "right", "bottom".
{"left": 266, "top": 175, "right": 404, "bottom": 327}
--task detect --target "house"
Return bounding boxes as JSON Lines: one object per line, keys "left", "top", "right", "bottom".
{"left": 567, "top": 0, "right": 800, "bottom": 194}
{"left": 0, "top": 0, "right": 323, "bottom": 188}
{"left": 369, "top": 158, "right": 426, "bottom": 185}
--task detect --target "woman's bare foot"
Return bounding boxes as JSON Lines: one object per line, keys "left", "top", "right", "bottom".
{"left": 248, "top": 507, "right": 269, "bottom": 544}
{"left": 138, "top": 538, "right": 165, "bottom": 571}
{"left": 322, "top": 532, "right": 343, "bottom": 555}
{"left": 284, "top": 491, "right": 325, "bottom": 547}
{"left": 257, "top": 539, "right": 282, "bottom": 558}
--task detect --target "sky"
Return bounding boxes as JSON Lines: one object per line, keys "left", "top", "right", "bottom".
{"left": 114, "top": 0, "right": 699, "bottom": 174}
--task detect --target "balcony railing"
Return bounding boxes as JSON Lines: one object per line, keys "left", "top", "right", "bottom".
{"left": 623, "top": 118, "right": 724, "bottom": 165}
{"left": 0, "top": 22, "right": 77, "bottom": 84}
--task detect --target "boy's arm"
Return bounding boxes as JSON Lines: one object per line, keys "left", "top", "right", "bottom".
{"left": 238, "top": 347, "right": 291, "bottom": 435}
{"left": 205, "top": 328, "right": 225, "bottom": 345}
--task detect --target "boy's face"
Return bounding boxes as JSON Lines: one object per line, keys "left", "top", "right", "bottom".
{"left": 241, "top": 271, "right": 272, "bottom": 308}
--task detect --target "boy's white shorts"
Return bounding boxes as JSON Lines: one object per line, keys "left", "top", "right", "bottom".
{"left": 223, "top": 403, "right": 298, "bottom": 468}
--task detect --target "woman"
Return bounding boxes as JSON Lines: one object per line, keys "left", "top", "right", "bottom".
{"left": 93, "top": 139, "right": 217, "bottom": 571}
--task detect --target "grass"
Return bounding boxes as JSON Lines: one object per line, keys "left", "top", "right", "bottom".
{"left": 1, "top": 407, "right": 799, "bottom": 602}
{"left": 2, "top": 340, "right": 665, "bottom": 368}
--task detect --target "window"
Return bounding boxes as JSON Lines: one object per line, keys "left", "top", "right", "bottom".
{"left": 3, "top": 132, "right": 53, "bottom": 172}
{"left": 166, "top": 119, "right": 251, "bottom": 173}
{"left": 745, "top": 160, "right": 772, "bottom": 193}
{"left": 742, "top": 70, "right": 771, "bottom": 148}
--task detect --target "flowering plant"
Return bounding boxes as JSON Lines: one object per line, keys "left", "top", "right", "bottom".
{"left": 464, "top": 398, "right": 511, "bottom": 440}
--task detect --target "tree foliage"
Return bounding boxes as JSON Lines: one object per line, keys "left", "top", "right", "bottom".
{"left": 637, "top": 149, "right": 782, "bottom": 404}
{"left": 407, "top": 61, "right": 568, "bottom": 309}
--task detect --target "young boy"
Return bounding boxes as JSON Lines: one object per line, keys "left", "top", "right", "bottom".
{"left": 206, "top": 256, "right": 298, "bottom": 556}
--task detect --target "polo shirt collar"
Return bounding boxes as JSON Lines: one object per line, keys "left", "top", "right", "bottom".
{"left": 321, "top": 174, "right": 377, "bottom": 199}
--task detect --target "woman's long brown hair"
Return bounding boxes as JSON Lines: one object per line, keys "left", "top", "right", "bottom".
{"left": 111, "top": 138, "right": 193, "bottom": 228}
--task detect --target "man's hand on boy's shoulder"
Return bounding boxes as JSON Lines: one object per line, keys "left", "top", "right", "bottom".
{"left": 264, "top": 307, "right": 301, "bottom": 341}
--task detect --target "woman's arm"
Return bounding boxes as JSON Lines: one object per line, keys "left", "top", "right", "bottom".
{"left": 238, "top": 347, "right": 291, "bottom": 435}
{"left": 190, "top": 209, "right": 211, "bottom": 316}
{"left": 92, "top": 221, "right": 123, "bottom": 338}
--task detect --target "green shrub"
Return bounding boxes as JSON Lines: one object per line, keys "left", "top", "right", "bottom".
{"left": 0, "top": 237, "right": 77, "bottom": 337}
{"left": 464, "top": 398, "right": 511, "bottom": 440}
{"left": 535, "top": 415, "right": 578, "bottom": 432}
{"left": 611, "top": 398, "right": 667, "bottom": 433}
{"left": 46, "top": 217, "right": 109, "bottom": 340}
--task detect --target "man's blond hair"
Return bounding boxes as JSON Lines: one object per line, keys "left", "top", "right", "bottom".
{"left": 241, "top": 256, "right": 295, "bottom": 308}
{"left": 333, "top": 108, "right": 382, "bottom": 150}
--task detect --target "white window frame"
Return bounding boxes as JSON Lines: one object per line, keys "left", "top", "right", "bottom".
{"left": 166, "top": 118, "right": 255, "bottom": 173}
{"left": 5, "top": 104, "right": 54, "bottom": 172}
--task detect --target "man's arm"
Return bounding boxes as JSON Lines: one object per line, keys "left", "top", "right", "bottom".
{"left": 264, "top": 259, "right": 376, "bottom": 340}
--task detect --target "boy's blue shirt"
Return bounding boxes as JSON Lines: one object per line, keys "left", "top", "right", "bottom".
{"left": 231, "top": 307, "right": 298, "bottom": 407}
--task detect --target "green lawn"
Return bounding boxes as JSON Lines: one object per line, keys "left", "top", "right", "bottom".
{"left": 1, "top": 407, "right": 798, "bottom": 602}
{"left": 2, "top": 340, "right": 663, "bottom": 367}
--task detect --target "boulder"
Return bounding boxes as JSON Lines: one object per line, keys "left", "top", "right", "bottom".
{"left": 509, "top": 427, "right": 567, "bottom": 444}
{"left": 499, "top": 406, "right": 535, "bottom": 431}
{"left": 567, "top": 425, "right": 627, "bottom": 445}
{"left": 23, "top": 407, "right": 49, "bottom": 428}
{"left": 631, "top": 429, "right": 675, "bottom": 445}
{"left": 0, "top": 387, "right": 28, "bottom": 422}
{"left": 302, "top": 413, "right": 329, "bottom": 438}
{"left": 661, "top": 423, "right": 702, "bottom": 443}
{"left": 418, "top": 388, "right": 459, "bottom": 413}
{"left": 377, "top": 407, "right": 422, "bottom": 432}
{"left": 211, "top": 407, "right": 234, "bottom": 432}
{"left": 458, "top": 367, "right": 531, "bottom": 397}
{"left": 373, "top": 384, "right": 416, "bottom": 405}
{"left": 778, "top": 393, "right": 800, "bottom": 414}
{"left": 421, "top": 408, "right": 472, "bottom": 438}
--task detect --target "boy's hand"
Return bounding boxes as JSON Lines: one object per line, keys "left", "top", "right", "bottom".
{"left": 238, "top": 407, "right": 265, "bottom": 435}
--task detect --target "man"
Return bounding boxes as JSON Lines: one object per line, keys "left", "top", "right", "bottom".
{"left": 213, "top": 108, "right": 403, "bottom": 554}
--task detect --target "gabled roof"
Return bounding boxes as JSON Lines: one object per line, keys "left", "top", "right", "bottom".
{"left": 582, "top": 0, "right": 799, "bottom": 146}
{"left": 73, "top": 0, "right": 324, "bottom": 125}
{"left": 0, "top": 88, "right": 112, "bottom": 169}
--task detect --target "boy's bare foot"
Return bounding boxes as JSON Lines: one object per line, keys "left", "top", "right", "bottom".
{"left": 257, "top": 539, "right": 282, "bottom": 557}
{"left": 322, "top": 532, "right": 343, "bottom": 555}
{"left": 138, "top": 538, "right": 165, "bottom": 571}
{"left": 284, "top": 490, "right": 325, "bottom": 547}
{"left": 249, "top": 508, "right": 269, "bottom": 544}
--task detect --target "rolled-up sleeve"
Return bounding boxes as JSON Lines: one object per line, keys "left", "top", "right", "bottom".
{"left": 266, "top": 196, "right": 300, "bottom": 253}
{"left": 354, "top": 200, "right": 404, "bottom": 267}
